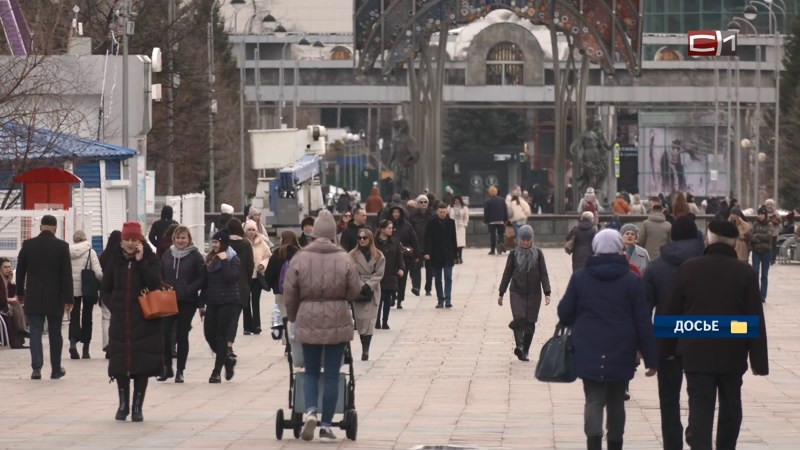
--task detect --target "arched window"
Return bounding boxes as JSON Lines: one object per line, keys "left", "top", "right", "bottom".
{"left": 486, "top": 42, "right": 523, "bottom": 85}
{"left": 330, "top": 46, "right": 352, "bottom": 61}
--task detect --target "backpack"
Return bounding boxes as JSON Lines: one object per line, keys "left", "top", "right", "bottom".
{"left": 277, "top": 260, "right": 290, "bottom": 294}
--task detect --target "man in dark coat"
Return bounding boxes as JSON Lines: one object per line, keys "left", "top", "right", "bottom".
{"left": 148, "top": 205, "right": 178, "bottom": 248}
{"left": 340, "top": 207, "right": 368, "bottom": 252}
{"left": 642, "top": 216, "right": 705, "bottom": 450}
{"left": 388, "top": 204, "right": 419, "bottom": 308}
{"left": 408, "top": 197, "right": 434, "bottom": 296}
{"left": 16, "top": 215, "right": 73, "bottom": 380}
{"left": 226, "top": 219, "right": 255, "bottom": 338}
{"left": 660, "top": 220, "right": 769, "bottom": 450}
{"left": 483, "top": 186, "right": 508, "bottom": 255}
{"left": 424, "top": 203, "right": 458, "bottom": 308}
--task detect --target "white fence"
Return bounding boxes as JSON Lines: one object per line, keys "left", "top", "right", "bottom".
{"left": 0, "top": 210, "right": 70, "bottom": 264}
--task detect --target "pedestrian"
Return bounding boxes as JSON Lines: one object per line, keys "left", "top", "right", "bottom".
{"left": 336, "top": 211, "right": 352, "bottom": 243}
{"left": 671, "top": 192, "right": 691, "bottom": 219}
{"left": 244, "top": 220, "right": 271, "bottom": 336}
{"left": 200, "top": 231, "right": 241, "bottom": 383}
{"left": 660, "top": 220, "right": 768, "bottom": 450}
{"left": 443, "top": 185, "right": 455, "bottom": 207}
{"left": 374, "top": 220, "right": 405, "bottom": 331}
{"left": 686, "top": 193, "right": 701, "bottom": 215}
{"left": 340, "top": 207, "right": 368, "bottom": 252}
{"left": 566, "top": 211, "right": 597, "bottom": 272}
{"left": 629, "top": 194, "right": 646, "bottom": 214}
{"left": 729, "top": 212, "right": 752, "bottom": 262}
{"left": 764, "top": 199, "right": 781, "bottom": 264}
{"left": 497, "top": 225, "right": 551, "bottom": 362}
{"left": 619, "top": 224, "right": 650, "bottom": 273}
{"left": 264, "top": 231, "right": 300, "bottom": 355}
{"left": 99, "top": 230, "right": 121, "bottom": 356}
{"left": 1, "top": 257, "right": 27, "bottom": 349}
{"left": 507, "top": 194, "right": 532, "bottom": 236}
{"left": 642, "top": 215, "right": 705, "bottom": 450}
{"left": 246, "top": 206, "right": 272, "bottom": 245}
{"left": 226, "top": 219, "right": 255, "bottom": 340}
{"left": 156, "top": 223, "right": 179, "bottom": 258}
{"left": 388, "top": 203, "right": 419, "bottom": 308}
{"left": 484, "top": 186, "right": 508, "bottom": 255}
{"left": 613, "top": 193, "right": 631, "bottom": 215}
{"left": 408, "top": 198, "right": 434, "bottom": 295}
{"left": 450, "top": 196, "right": 469, "bottom": 264}
{"left": 639, "top": 203, "right": 672, "bottom": 259}
{"left": 215, "top": 203, "right": 234, "bottom": 233}
{"left": 15, "top": 214, "right": 73, "bottom": 380}
{"left": 350, "top": 228, "right": 385, "bottom": 359}
{"left": 284, "top": 210, "right": 363, "bottom": 442}
{"left": 299, "top": 216, "right": 316, "bottom": 248}
{"left": 557, "top": 229, "right": 659, "bottom": 450}
{"left": 578, "top": 187, "right": 601, "bottom": 226}
{"left": 102, "top": 221, "right": 162, "bottom": 422}
{"left": 148, "top": 205, "right": 178, "bottom": 249}
{"left": 365, "top": 186, "right": 384, "bottom": 213}
{"left": 336, "top": 190, "right": 351, "bottom": 214}
{"left": 68, "top": 230, "right": 103, "bottom": 360}
{"left": 158, "top": 225, "right": 205, "bottom": 383}
{"left": 424, "top": 203, "right": 458, "bottom": 308}
{"left": 750, "top": 206, "right": 774, "bottom": 302}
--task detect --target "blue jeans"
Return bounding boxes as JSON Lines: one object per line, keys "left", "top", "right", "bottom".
{"left": 752, "top": 251, "right": 771, "bottom": 301}
{"left": 27, "top": 313, "right": 63, "bottom": 371}
{"left": 432, "top": 264, "right": 453, "bottom": 303}
{"left": 302, "top": 343, "right": 346, "bottom": 427}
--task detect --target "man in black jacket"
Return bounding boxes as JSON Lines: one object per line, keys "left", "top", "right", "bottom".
{"left": 340, "top": 207, "right": 368, "bottom": 252}
{"left": 642, "top": 216, "right": 705, "bottom": 450}
{"left": 424, "top": 203, "right": 458, "bottom": 308}
{"left": 484, "top": 186, "right": 508, "bottom": 255}
{"left": 388, "top": 204, "right": 419, "bottom": 308}
{"left": 148, "top": 205, "right": 178, "bottom": 248}
{"left": 660, "top": 220, "right": 769, "bottom": 450}
{"left": 16, "top": 215, "right": 73, "bottom": 380}
{"left": 408, "top": 197, "right": 434, "bottom": 296}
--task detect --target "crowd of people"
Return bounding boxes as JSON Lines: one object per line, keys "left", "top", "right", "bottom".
{"left": 0, "top": 185, "right": 779, "bottom": 448}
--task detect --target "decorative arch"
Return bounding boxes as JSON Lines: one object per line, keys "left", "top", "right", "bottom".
{"left": 330, "top": 46, "right": 352, "bottom": 61}
{"left": 466, "top": 22, "right": 545, "bottom": 86}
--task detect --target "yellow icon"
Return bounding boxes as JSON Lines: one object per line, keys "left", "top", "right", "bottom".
{"left": 730, "top": 321, "right": 748, "bottom": 334}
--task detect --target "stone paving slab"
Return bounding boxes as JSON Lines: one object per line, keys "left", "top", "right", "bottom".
{"left": 1, "top": 248, "right": 799, "bottom": 449}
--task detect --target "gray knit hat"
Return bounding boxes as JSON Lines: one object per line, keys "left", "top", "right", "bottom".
{"left": 311, "top": 210, "right": 337, "bottom": 241}
{"left": 620, "top": 223, "right": 640, "bottom": 238}
{"left": 592, "top": 229, "right": 624, "bottom": 255}
{"left": 518, "top": 225, "right": 534, "bottom": 241}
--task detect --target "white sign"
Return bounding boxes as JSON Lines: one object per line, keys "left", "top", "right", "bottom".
{"left": 145, "top": 170, "right": 155, "bottom": 214}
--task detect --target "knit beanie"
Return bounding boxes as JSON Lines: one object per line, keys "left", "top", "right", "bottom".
{"left": 416, "top": 194, "right": 429, "bottom": 203}
{"left": 312, "top": 210, "right": 337, "bottom": 241}
{"left": 121, "top": 222, "right": 144, "bottom": 242}
{"left": 518, "top": 224, "right": 534, "bottom": 241}
{"left": 671, "top": 216, "right": 699, "bottom": 241}
{"left": 592, "top": 229, "right": 624, "bottom": 255}
{"left": 244, "top": 219, "right": 258, "bottom": 232}
{"left": 212, "top": 230, "right": 230, "bottom": 244}
{"left": 619, "top": 223, "right": 640, "bottom": 238}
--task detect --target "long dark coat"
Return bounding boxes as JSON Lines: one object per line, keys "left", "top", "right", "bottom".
{"left": 566, "top": 220, "right": 596, "bottom": 272}
{"left": 659, "top": 243, "right": 769, "bottom": 375}
{"left": 374, "top": 236, "right": 406, "bottom": 291}
{"left": 17, "top": 231, "right": 73, "bottom": 316}
{"left": 423, "top": 216, "right": 458, "bottom": 267}
{"left": 101, "top": 247, "right": 163, "bottom": 378}
{"left": 228, "top": 238, "right": 254, "bottom": 307}
{"left": 498, "top": 248, "right": 552, "bottom": 322}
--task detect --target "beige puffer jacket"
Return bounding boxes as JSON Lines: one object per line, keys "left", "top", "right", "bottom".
{"left": 248, "top": 235, "right": 272, "bottom": 278}
{"left": 284, "top": 239, "right": 363, "bottom": 345}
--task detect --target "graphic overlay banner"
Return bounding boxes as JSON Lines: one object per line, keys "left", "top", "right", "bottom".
{"left": 654, "top": 316, "right": 761, "bottom": 338}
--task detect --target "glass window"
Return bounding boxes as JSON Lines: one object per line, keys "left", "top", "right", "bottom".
{"left": 486, "top": 42, "right": 524, "bottom": 85}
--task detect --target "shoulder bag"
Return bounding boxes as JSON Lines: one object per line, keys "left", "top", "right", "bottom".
{"left": 81, "top": 253, "right": 100, "bottom": 302}
{"left": 564, "top": 235, "right": 576, "bottom": 255}
{"left": 138, "top": 283, "right": 178, "bottom": 319}
{"left": 535, "top": 323, "right": 577, "bottom": 383}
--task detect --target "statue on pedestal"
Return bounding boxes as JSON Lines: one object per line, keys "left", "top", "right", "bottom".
{"left": 389, "top": 119, "right": 419, "bottom": 194}
{"left": 570, "top": 118, "right": 611, "bottom": 197}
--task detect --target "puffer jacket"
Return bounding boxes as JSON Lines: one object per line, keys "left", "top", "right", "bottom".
{"left": 69, "top": 240, "right": 102, "bottom": 297}
{"left": 750, "top": 219, "right": 774, "bottom": 253}
{"left": 639, "top": 213, "right": 672, "bottom": 259}
{"left": 507, "top": 199, "right": 531, "bottom": 225}
{"left": 160, "top": 246, "right": 206, "bottom": 303}
{"left": 248, "top": 235, "right": 272, "bottom": 278}
{"left": 284, "top": 239, "right": 363, "bottom": 345}
{"left": 389, "top": 204, "right": 420, "bottom": 260}
{"left": 201, "top": 247, "right": 241, "bottom": 307}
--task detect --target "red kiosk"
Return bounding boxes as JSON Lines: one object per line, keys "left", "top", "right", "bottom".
{"left": 13, "top": 167, "right": 80, "bottom": 210}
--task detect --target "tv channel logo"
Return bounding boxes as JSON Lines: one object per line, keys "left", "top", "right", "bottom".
{"left": 654, "top": 316, "right": 760, "bottom": 338}
{"left": 688, "top": 30, "right": 738, "bottom": 57}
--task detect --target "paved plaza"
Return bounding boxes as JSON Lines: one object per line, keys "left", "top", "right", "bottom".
{"left": 1, "top": 248, "right": 799, "bottom": 449}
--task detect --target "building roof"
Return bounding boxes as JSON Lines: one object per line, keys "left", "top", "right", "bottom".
{"left": 0, "top": 121, "right": 138, "bottom": 161}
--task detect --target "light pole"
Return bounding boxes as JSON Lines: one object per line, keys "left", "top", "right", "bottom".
{"left": 207, "top": 3, "right": 217, "bottom": 211}
{"left": 275, "top": 24, "right": 288, "bottom": 128}
{"left": 294, "top": 37, "right": 311, "bottom": 129}
{"left": 232, "top": 0, "right": 246, "bottom": 210}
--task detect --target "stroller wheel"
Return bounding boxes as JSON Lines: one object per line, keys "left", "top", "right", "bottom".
{"left": 293, "top": 412, "right": 302, "bottom": 439}
{"left": 345, "top": 409, "right": 358, "bottom": 441}
{"left": 276, "top": 409, "right": 285, "bottom": 440}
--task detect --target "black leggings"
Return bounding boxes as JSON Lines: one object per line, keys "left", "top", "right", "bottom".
{"left": 161, "top": 303, "right": 197, "bottom": 371}
{"left": 116, "top": 375, "right": 148, "bottom": 393}
{"left": 69, "top": 296, "right": 95, "bottom": 344}
{"left": 243, "top": 279, "right": 262, "bottom": 332}
{"left": 205, "top": 304, "right": 237, "bottom": 371}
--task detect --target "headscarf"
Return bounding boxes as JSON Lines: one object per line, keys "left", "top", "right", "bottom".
{"left": 515, "top": 225, "right": 536, "bottom": 272}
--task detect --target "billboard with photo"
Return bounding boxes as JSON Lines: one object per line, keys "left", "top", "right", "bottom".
{"left": 638, "top": 111, "right": 729, "bottom": 197}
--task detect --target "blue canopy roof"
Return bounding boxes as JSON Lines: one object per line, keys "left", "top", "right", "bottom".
{"left": 0, "top": 121, "right": 138, "bottom": 161}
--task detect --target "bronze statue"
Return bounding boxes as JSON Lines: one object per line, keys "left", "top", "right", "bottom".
{"left": 388, "top": 119, "right": 419, "bottom": 193}
{"left": 570, "top": 118, "right": 611, "bottom": 196}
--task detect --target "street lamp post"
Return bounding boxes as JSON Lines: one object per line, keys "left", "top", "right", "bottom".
{"left": 232, "top": 0, "right": 246, "bottom": 211}
{"left": 207, "top": 7, "right": 216, "bottom": 211}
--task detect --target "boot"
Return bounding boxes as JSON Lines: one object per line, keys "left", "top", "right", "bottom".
{"left": 82, "top": 343, "right": 91, "bottom": 359}
{"left": 156, "top": 365, "right": 174, "bottom": 382}
{"left": 521, "top": 331, "right": 534, "bottom": 362}
{"left": 131, "top": 389, "right": 145, "bottom": 422}
{"left": 607, "top": 438, "right": 623, "bottom": 450}
{"left": 360, "top": 334, "right": 372, "bottom": 361}
{"left": 115, "top": 385, "right": 130, "bottom": 421}
{"left": 174, "top": 370, "right": 184, "bottom": 383}
{"left": 69, "top": 339, "right": 80, "bottom": 360}
{"left": 224, "top": 351, "right": 236, "bottom": 381}
{"left": 586, "top": 436, "right": 602, "bottom": 450}
{"left": 513, "top": 331, "right": 525, "bottom": 361}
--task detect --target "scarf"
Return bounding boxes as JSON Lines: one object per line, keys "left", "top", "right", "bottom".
{"left": 208, "top": 247, "right": 237, "bottom": 272}
{"left": 515, "top": 245, "right": 536, "bottom": 273}
{"left": 359, "top": 245, "right": 371, "bottom": 262}
{"left": 170, "top": 245, "right": 197, "bottom": 279}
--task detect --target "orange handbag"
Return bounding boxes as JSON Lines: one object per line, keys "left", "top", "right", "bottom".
{"left": 138, "top": 284, "right": 178, "bottom": 320}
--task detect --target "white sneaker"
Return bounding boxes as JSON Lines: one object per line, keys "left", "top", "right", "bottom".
{"left": 319, "top": 427, "right": 337, "bottom": 442}
{"left": 301, "top": 411, "right": 318, "bottom": 441}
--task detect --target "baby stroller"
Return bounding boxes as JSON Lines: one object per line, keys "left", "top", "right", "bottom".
{"left": 776, "top": 234, "right": 798, "bottom": 264}
{"left": 275, "top": 322, "right": 359, "bottom": 441}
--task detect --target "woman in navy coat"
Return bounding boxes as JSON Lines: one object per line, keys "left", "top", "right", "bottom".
{"left": 557, "top": 229, "right": 658, "bottom": 450}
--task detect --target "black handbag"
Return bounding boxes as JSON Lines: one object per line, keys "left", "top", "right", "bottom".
{"left": 353, "top": 284, "right": 373, "bottom": 303}
{"left": 80, "top": 253, "right": 100, "bottom": 302}
{"left": 535, "top": 323, "right": 577, "bottom": 383}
